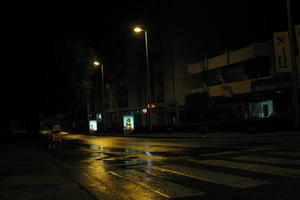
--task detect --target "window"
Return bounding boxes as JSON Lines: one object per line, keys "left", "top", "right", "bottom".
{"left": 249, "top": 100, "right": 273, "bottom": 118}
{"left": 206, "top": 68, "right": 222, "bottom": 86}
{"left": 244, "top": 57, "right": 271, "bottom": 79}
{"left": 222, "top": 65, "right": 244, "bottom": 83}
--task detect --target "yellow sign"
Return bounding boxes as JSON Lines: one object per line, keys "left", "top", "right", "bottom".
{"left": 273, "top": 32, "right": 292, "bottom": 72}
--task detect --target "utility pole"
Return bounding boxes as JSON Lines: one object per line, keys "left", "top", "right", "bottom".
{"left": 101, "top": 64, "right": 105, "bottom": 132}
{"left": 144, "top": 30, "right": 153, "bottom": 133}
{"left": 287, "top": 0, "right": 299, "bottom": 129}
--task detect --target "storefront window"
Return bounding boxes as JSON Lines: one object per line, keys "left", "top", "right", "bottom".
{"left": 249, "top": 100, "right": 273, "bottom": 118}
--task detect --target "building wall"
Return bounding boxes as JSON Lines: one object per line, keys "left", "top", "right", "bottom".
{"left": 188, "top": 41, "right": 273, "bottom": 97}
{"left": 207, "top": 54, "right": 228, "bottom": 70}
{"left": 97, "top": 1, "right": 295, "bottom": 129}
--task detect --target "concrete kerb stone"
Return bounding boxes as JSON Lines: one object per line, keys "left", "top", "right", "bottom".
{"left": 65, "top": 130, "right": 299, "bottom": 139}
{"left": 90, "top": 131, "right": 299, "bottom": 139}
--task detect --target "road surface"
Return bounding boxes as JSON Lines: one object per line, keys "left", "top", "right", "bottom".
{"left": 45, "top": 133, "right": 300, "bottom": 200}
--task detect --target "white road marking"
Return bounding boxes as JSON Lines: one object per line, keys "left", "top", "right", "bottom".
{"left": 267, "top": 151, "right": 300, "bottom": 157}
{"left": 232, "top": 155, "right": 300, "bottom": 165}
{"left": 191, "top": 159, "right": 300, "bottom": 178}
{"left": 201, "top": 151, "right": 237, "bottom": 156}
{"left": 152, "top": 165, "right": 270, "bottom": 189}
{"left": 109, "top": 169, "right": 205, "bottom": 199}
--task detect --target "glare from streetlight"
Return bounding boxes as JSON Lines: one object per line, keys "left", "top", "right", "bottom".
{"left": 94, "top": 61, "right": 100, "bottom": 66}
{"left": 133, "top": 26, "right": 143, "bottom": 33}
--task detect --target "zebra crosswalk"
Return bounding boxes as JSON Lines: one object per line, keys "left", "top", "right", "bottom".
{"left": 106, "top": 148, "right": 300, "bottom": 198}
{"left": 61, "top": 141, "right": 300, "bottom": 200}
{"left": 189, "top": 159, "right": 300, "bottom": 178}
{"left": 109, "top": 169, "right": 204, "bottom": 199}
{"left": 232, "top": 155, "right": 300, "bottom": 166}
{"left": 151, "top": 165, "right": 270, "bottom": 188}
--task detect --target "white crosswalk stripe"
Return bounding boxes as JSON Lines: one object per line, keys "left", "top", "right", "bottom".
{"left": 109, "top": 169, "right": 205, "bottom": 199}
{"left": 201, "top": 151, "right": 237, "bottom": 157}
{"left": 232, "top": 155, "right": 300, "bottom": 166}
{"left": 267, "top": 151, "right": 300, "bottom": 157}
{"left": 151, "top": 165, "right": 270, "bottom": 188}
{"left": 190, "top": 159, "right": 300, "bottom": 178}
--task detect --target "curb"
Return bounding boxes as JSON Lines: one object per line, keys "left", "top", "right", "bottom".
{"left": 67, "top": 132, "right": 300, "bottom": 139}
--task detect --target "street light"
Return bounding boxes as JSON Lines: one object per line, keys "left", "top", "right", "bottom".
{"left": 94, "top": 61, "right": 100, "bottom": 66}
{"left": 133, "top": 26, "right": 153, "bottom": 132}
{"left": 93, "top": 60, "right": 105, "bottom": 132}
{"left": 287, "top": 0, "right": 299, "bottom": 129}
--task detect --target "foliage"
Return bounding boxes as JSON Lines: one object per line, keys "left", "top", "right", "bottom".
{"left": 44, "top": 34, "right": 98, "bottom": 119}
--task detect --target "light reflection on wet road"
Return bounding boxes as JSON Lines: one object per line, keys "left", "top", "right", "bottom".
{"left": 47, "top": 134, "right": 300, "bottom": 200}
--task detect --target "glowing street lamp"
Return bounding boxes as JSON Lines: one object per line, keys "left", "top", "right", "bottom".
{"left": 93, "top": 61, "right": 100, "bottom": 66}
{"left": 133, "top": 26, "right": 143, "bottom": 33}
{"left": 133, "top": 26, "right": 153, "bottom": 132}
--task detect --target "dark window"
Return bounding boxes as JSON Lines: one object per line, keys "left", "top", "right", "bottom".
{"left": 206, "top": 68, "right": 222, "bottom": 86}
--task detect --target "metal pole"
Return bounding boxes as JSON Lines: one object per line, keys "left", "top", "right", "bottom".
{"left": 101, "top": 64, "right": 105, "bottom": 132}
{"left": 287, "top": 0, "right": 299, "bottom": 129}
{"left": 144, "top": 30, "right": 153, "bottom": 132}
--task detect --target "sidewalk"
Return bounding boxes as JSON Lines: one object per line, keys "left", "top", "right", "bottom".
{"left": 0, "top": 139, "right": 93, "bottom": 200}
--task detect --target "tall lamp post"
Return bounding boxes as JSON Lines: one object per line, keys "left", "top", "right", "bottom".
{"left": 133, "top": 26, "right": 153, "bottom": 132}
{"left": 287, "top": 0, "right": 299, "bottom": 129}
{"left": 93, "top": 60, "right": 105, "bottom": 132}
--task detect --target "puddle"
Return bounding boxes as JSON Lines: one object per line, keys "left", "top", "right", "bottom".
{"left": 101, "top": 158, "right": 141, "bottom": 166}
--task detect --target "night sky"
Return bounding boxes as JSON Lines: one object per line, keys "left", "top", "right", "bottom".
{"left": 2, "top": 0, "right": 299, "bottom": 118}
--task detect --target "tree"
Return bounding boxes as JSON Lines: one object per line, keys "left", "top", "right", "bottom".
{"left": 42, "top": 34, "right": 97, "bottom": 123}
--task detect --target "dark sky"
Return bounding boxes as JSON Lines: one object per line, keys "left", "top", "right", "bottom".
{"left": 41, "top": 0, "right": 299, "bottom": 57}
{"left": 2, "top": 0, "right": 299, "bottom": 117}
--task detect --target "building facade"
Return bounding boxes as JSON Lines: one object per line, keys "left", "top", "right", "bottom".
{"left": 186, "top": 39, "right": 299, "bottom": 131}
{"left": 90, "top": 0, "right": 300, "bottom": 133}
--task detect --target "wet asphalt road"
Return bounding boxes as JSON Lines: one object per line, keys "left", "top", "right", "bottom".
{"left": 46, "top": 134, "right": 300, "bottom": 200}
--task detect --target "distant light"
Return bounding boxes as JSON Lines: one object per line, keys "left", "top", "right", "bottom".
{"left": 94, "top": 61, "right": 100, "bottom": 66}
{"left": 89, "top": 120, "right": 97, "bottom": 131}
{"left": 142, "top": 108, "right": 147, "bottom": 114}
{"left": 134, "top": 26, "right": 143, "bottom": 33}
{"left": 147, "top": 104, "right": 156, "bottom": 108}
{"left": 96, "top": 113, "right": 102, "bottom": 120}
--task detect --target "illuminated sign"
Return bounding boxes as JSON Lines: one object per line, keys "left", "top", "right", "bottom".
{"left": 142, "top": 108, "right": 147, "bottom": 114}
{"left": 123, "top": 115, "right": 134, "bottom": 134}
{"left": 89, "top": 120, "right": 97, "bottom": 131}
{"left": 96, "top": 113, "right": 102, "bottom": 120}
{"left": 147, "top": 104, "right": 156, "bottom": 108}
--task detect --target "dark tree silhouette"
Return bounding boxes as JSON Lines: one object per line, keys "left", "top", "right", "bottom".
{"left": 42, "top": 34, "right": 97, "bottom": 124}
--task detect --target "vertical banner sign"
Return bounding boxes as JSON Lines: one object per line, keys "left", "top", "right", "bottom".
{"left": 273, "top": 32, "right": 292, "bottom": 72}
{"left": 295, "top": 24, "right": 300, "bottom": 56}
